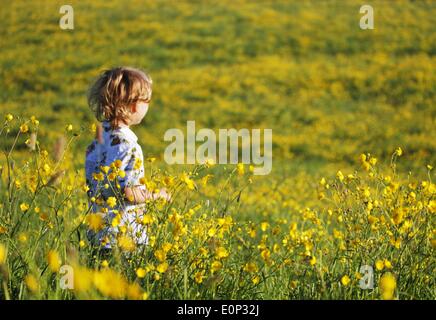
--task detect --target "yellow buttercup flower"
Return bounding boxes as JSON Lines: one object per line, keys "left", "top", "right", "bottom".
{"left": 243, "top": 262, "right": 258, "bottom": 273}
{"left": 93, "top": 268, "right": 128, "bottom": 299}
{"left": 127, "top": 283, "right": 143, "bottom": 300}
{"left": 73, "top": 266, "right": 93, "bottom": 293}
{"left": 205, "top": 158, "right": 215, "bottom": 167}
{"left": 20, "top": 124, "right": 29, "bottom": 133}
{"left": 100, "top": 166, "right": 110, "bottom": 174}
{"left": 156, "top": 262, "right": 169, "bottom": 273}
{"left": 368, "top": 215, "right": 378, "bottom": 225}
{"left": 162, "top": 243, "right": 172, "bottom": 253}
{"left": 30, "top": 116, "right": 39, "bottom": 126}
{"left": 118, "top": 235, "right": 136, "bottom": 252}
{"left": 154, "top": 249, "right": 167, "bottom": 262}
{"left": 379, "top": 272, "right": 396, "bottom": 300}
{"left": 384, "top": 259, "right": 393, "bottom": 269}
{"left": 237, "top": 163, "right": 245, "bottom": 176}
{"left": 181, "top": 173, "right": 196, "bottom": 190}
{"left": 47, "top": 250, "right": 61, "bottom": 272}
{"left": 319, "top": 177, "right": 326, "bottom": 186}
{"left": 106, "top": 197, "right": 117, "bottom": 208}
{"left": 211, "top": 260, "right": 222, "bottom": 273}
{"left": 215, "top": 247, "right": 229, "bottom": 259}
{"left": 341, "top": 275, "right": 351, "bottom": 286}
{"left": 260, "top": 222, "right": 269, "bottom": 232}
{"left": 136, "top": 268, "right": 146, "bottom": 278}
{"left": 207, "top": 227, "right": 217, "bottom": 237}
{"left": 375, "top": 260, "right": 384, "bottom": 271}
{"left": 133, "top": 158, "right": 142, "bottom": 170}
{"left": 427, "top": 200, "right": 436, "bottom": 213}
{"left": 25, "top": 274, "right": 39, "bottom": 293}
{"left": 0, "top": 244, "right": 7, "bottom": 265}
{"left": 163, "top": 175, "right": 175, "bottom": 187}
{"left": 362, "top": 161, "right": 371, "bottom": 171}
{"left": 85, "top": 214, "right": 104, "bottom": 232}
{"left": 92, "top": 172, "right": 104, "bottom": 181}
{"left": 113, "top": 159, "right": 122, "bottom": 168}
{"left": 260, "top": 248, "right": 271, "bottom": 261}
{"left": 111, "top": 215, "right": 120, "bottom": 228}
{"left": 142, "top": 214, "right": 154, "bottom": 225}
{"left": 20, "top": 203, "right": 29, "bottom": 212}
{"left": 392, "top": 208, "right": 404, "bottom": 225}
{"left": 194, "top": 271, "right": 204, "bottom": 284}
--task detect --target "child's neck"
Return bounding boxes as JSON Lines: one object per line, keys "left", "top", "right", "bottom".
{"left": 117, "top": 122, "right": 130, "bottom": 129}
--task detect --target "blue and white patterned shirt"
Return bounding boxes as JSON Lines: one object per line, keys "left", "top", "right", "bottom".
{"left": 85, "top": 121, "right": 148, "bottom": 247}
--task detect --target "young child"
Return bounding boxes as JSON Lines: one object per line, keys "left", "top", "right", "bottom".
{"left": 85, "top": 67, "right": 168, "bottom": 250}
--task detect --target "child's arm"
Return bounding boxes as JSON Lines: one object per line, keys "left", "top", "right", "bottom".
{"left": 115, "top": 138, "right": 171, "bottom": 204}
{"left": 124, "top": 186, "right": 171, "bottom": 204}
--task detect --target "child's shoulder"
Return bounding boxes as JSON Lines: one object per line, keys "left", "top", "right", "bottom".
{"left": 108, "top": 130, "right": 139, "bottom": 149}
{"left": 105, "top": 128, "right": 142, "bottom": 158}
{"left": 102, "top": 122, "right": 137, "bottom": 144}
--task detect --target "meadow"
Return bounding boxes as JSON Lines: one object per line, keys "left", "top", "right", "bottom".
{"left": 0, "top": 0, "right": 435, "bottom": 299}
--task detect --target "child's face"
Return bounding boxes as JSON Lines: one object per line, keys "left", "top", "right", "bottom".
{"left": 129, "top": 101, "right": 149, "bottom": 125}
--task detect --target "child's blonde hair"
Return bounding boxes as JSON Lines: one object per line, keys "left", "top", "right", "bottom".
{"left": 88, "top": 67, "right": 152, "bottom": 128}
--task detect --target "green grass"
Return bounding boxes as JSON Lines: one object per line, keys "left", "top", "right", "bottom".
{"left": 0, "top": 0, "right": 435, "bottom": 174}
{"left": 0, "top": 0, "right": 435, "bottom": 300}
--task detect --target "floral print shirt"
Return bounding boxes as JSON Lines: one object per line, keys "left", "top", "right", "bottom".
{"left": 85, "top": 121, "right": 148, "bottom": 247}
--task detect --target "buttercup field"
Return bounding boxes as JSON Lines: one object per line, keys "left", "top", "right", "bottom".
{"left": 0, "top": 0, "right": 435, "bottom": 300}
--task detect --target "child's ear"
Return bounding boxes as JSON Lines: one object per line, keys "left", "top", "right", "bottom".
{"left": 130, "top": 103, "right": 137, "bottom": 113}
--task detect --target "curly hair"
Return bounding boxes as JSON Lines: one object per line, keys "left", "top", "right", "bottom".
{"left": 88, "top": 67, "right": 152, "bottom": 128}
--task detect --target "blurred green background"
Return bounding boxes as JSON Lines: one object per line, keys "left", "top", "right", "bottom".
{"left": 0, "top": 0, "right": 435, "bottom": 177}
